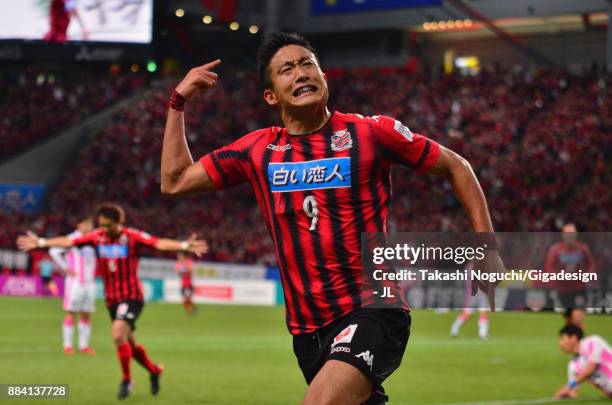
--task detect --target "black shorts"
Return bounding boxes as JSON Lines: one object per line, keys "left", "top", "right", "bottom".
{"left": 559, "top": 291, "right": 587, "bottom": 316}
{"left": 181, "top": 286, "right": 194, "bottom": 297}
{"left": 107, "top": 300, "right": 144, "bottom": 330}
{"left": 293, "top": 308, "right": 411, "bottom": 404}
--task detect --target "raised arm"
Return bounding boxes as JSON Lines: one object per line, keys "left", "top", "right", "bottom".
{"left": 160, "top": 60, "right": 221, "bottom": 196}
{"left": 17, "top": 231, "right": 74, "bottom": 252}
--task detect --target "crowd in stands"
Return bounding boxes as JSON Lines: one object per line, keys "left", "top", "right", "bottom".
{"left": 0, "top": 66, "right": 146, "bottom": 160}
{"left": 0, "top": 64, "right": 609, "bottom": 265}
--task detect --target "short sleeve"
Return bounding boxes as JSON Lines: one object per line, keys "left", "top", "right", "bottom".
{"left": 199, "top": 143, "right": 249, "bottom": 190}
{"left": 71, "top": 230, "right": 101, "bottom": 247}
{"left": 127, "top": 228, "right": 159, "bottom": 248}
{"left": 369, "top": 115, "right": 440, "bottom": 173}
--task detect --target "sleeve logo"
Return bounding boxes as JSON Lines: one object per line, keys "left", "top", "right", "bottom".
{"left": 393, "top": 120, "right": 413, "bottom": 141}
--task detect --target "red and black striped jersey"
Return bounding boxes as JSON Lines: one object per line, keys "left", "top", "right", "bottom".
{"left": 200, "top": 111, "right": 440, "bottom": 334}
{"left": 71, "top": 227, "right": 159, "bottom": 305}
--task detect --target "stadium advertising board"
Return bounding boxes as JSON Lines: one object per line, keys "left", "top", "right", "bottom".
{"left": 138, "top": 257, "right": 267, "bottom": 280}
{"left": 164, "top": 279, "right": 277, "bottom": 306}
{"left": 311, "top": 0, "right": 442, "bottom": 15}
{"left": 0, "top": 275, "right": 64, "bottom": 297}
{"left": 0, "top": 184, "right": 46, "bottom": 214}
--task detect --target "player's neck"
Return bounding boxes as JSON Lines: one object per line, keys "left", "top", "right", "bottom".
{"left": 281, "top": 104, "right": 331, "bottom": 135}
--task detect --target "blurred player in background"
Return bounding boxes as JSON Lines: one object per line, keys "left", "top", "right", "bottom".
{"left": 175, "top": 251, "right": 196, "bottom": 315}
{"left": 49, "top": 217, "right": 96, "bottom": 355}
{"left": 44, "top": 0, "right": 89, "bottom": 43}
{"left": 39, "top": 253, "right": 58, "bottom": 296}
{"left": 545, "top": 223, "right": 595, "bottom": 329}
{"left": 18, "top": 203, "right": 208, "bottom": 400}
{"left": 161, "top": 31, "right": 504, "bottom": 404}
{"left": 555, "top": 325, "right": 612, "bottom": 399}
{"left": 451, "top": 271, "right": 490, "bottom": 339}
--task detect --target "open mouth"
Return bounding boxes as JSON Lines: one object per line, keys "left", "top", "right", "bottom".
{"left": 293, "top": 85, "right": 318, "bottom": 97}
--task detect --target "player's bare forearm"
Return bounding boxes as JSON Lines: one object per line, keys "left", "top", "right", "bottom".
{"left": 161, "top": 60, "right": 221, "bottom": 196}
{"left": 155, "top": 236, "right": 208, "bottom": 257}
{"left": 17, "top": 231, "right": 74, "bottom": 252}
{"left": 430, "top": 146, "right": 493, "bottom": 233}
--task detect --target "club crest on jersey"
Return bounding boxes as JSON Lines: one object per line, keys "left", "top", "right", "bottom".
{"left": 331, "top": 129, "right": 353, "bottom": 152}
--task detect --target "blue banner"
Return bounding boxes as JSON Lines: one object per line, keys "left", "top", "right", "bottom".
{"left": 311, "top": 0, "right": 442, "bottom": 15}
{"left": 268, "top": 157, "right": 351, "bottom": 192}
{"left": 0, "top": 183, "right": 46, "bottom": 214}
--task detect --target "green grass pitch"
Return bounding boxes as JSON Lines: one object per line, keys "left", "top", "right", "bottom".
{"left": 0, "top": 297, "right": 610, "bottom": 404}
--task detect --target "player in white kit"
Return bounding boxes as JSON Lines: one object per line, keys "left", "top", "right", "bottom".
{"left": 49, "top": 217, "right": 97, "bottom": 355}
{"left": 555, "top": 324, "right": 612, "bottom": 399}
{"left": 450, "top": 272, "right": 490, "bottom": 339}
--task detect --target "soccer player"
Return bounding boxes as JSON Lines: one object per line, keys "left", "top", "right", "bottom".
{"left": 450, "top": 281, "right": 490, "bottom": 339}
{"left": 49, "top": 217, "right": 97, "bottom": 355}
{"left": 555, "top": 325, "right": 612, "bottom": 399}
{"left": 160, "top": 32, "right": 504, "bottom": 404}
{"left": 545, "top": 223, "right": 595, "bottom": 329}
{"left": 175, "top": 251, "right": 196, "bottom": 315}
{"left": 17, "top": 203, "right": 208, "bottom": 400}
{"left": 44, "top": 0, "right": 89, "bottom": 43}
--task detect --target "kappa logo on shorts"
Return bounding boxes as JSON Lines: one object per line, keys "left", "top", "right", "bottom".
{"left": 331, "top": 324, "right": 358, "bottom": 348}
{"left": 331, "top": 129, "right": 352, "bottom": 152}
{"left": 355, "top": 350, "right": 375, "bottom": 371}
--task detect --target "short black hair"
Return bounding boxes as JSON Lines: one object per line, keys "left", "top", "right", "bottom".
{"left": 96, "top": 203, "right": 125, "bottom": 224}
{"left": 559, "top": 324, "right": 584, "bottom": 340}
{"left": 256, "top": 31, "right": 317, "bottom": 89}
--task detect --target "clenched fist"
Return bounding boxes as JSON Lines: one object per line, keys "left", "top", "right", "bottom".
{"left": 175, "top": 59, "right": 221, "bottom": 101}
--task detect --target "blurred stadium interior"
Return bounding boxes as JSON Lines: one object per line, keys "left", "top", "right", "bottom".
{"left": 0, "top": 0, "right": 610, "bottom": 403}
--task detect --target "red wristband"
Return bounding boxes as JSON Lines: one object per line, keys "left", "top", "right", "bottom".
{"left": 169, "top": 90, "right": 186, "bottom": 111}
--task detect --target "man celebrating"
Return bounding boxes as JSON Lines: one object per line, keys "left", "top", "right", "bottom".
{"left": 49, "top": 216, "right": 97, "bottom": 355}
{"left": 18, "top": 203, "right": 208, "bottom": 400}
{"left": 161, "top": 32, "right": 503, "bottom": 404}
{"left": 555, "top": 325, "right": 612, "bottom": 399}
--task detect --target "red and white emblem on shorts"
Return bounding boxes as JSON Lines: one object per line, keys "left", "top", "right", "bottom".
{"left": 331, "top": 129, "right": 353, "bottom": 152}
{"left": 332, "top": 324, "right": 358, "bottom": 347}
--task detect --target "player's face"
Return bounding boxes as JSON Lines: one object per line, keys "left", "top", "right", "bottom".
{"left": 264, "top": 45, "right": 328, "bottom": 110}
{"left": 559, "top": 334, "right": 577, "bottom": 354}
{"left": 77, "top": 219, "right": 93, "bottom": 234}
{"left": 97, "top": 215, "right": 120, "bottom": 237}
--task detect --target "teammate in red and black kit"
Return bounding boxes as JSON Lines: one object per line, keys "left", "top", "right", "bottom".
{"left": 545, "top": 223, "right": 596, "bottom": 329}
{"left": 161, "top": 32, "right": 504, "bottom": 404}
{"left": 176, "top": 251, "right": 197, "bottom": 315}
{"left": 17, "top": 203, "right": 208, "bottom": 400}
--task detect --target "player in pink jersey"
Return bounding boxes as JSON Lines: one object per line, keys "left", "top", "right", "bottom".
{"left": 49, "top": 217, "right": 97, "bottom": 355}
{"left": 450, "top": 276, "right": 490, "bottom": 339}
{"left": 555, "top": 325, "right": 612, "bottom": 399}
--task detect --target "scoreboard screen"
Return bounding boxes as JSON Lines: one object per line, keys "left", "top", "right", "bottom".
{"left": 0, "top": 0, "right": 153, "bottom": 44}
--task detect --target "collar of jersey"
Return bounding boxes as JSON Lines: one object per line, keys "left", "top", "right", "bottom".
{"left": 285, "top": 111, "right": 335, "bottom": 137}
